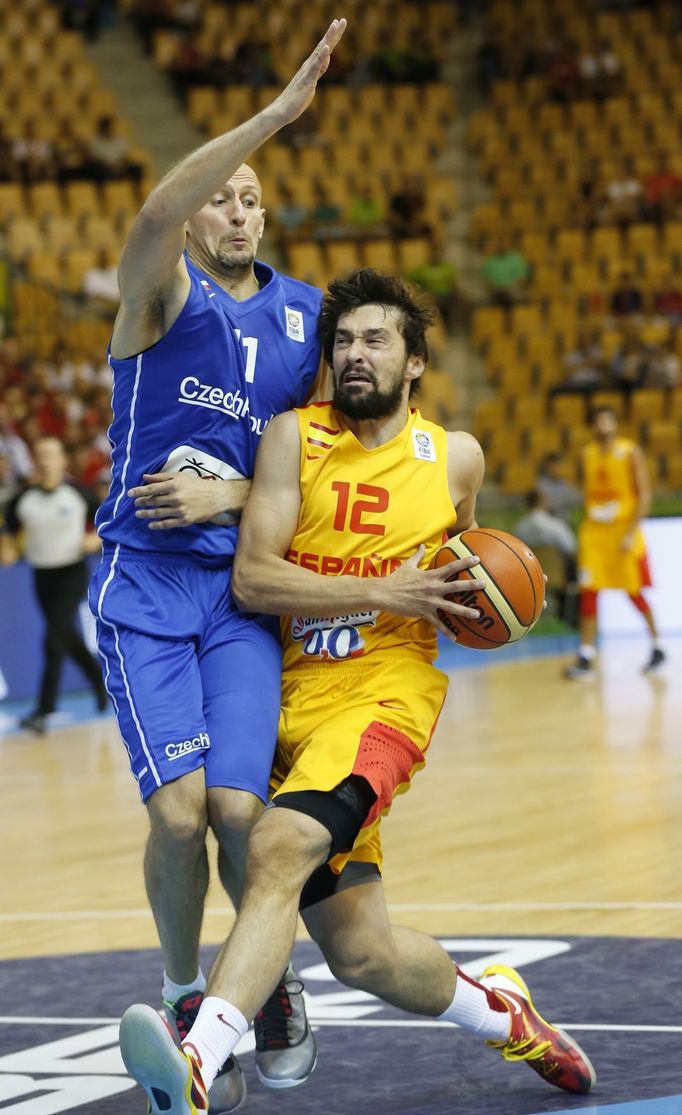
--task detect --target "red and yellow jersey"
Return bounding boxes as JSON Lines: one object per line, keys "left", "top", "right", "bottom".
{"left": 582, "top": 437, "right": 639, "bottom": 526}
{"left": 282, "top": 402, "right": 456, "bottom": 671}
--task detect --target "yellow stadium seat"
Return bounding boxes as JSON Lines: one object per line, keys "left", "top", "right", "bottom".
{"left": 65, "top": 181, "right": 100, "bottom": 220}
{"left": 187, "top": 87, "right": 220, "bottom": 129}
{"left": 512, "top": 394, "right": 547, "bottom": 427}
{"left": 7, "top": 218, "right": 41, "bottom": 260}
{"left": 665, "top": 452, "right": 682, "bottom": 489}
{"left": 500, "top": 459, "right": 538, "bottom": 495}
{"left": 552, "top": 394, "right": 586, "bottom": 427}
{"left": 471, "top": 306, "right": 506, "bottom": 350}
{"left": 630, "top": 389, "right": 666, "bottom": 425}
{"left": 64, "top": 247, "right": 97, "bottom": 294}
{"left": 0, "top": 183, "right": 27, "bottom": 223}
{"left": 590, "top": 227, "right": 622, "bottom": 263}
{"left": 28, "top": 182, "right": 63, "bottom": 220}
{"left": 286, "top": 242, "right": 326, "bottom": 285}
{"left": 473, "top": 397, "right": 509, "bottom": 439}
{"left": 364, "top": 239, "right": 398, "bottom": 273}
{"left": 510, "top": 303, "right": 543, "bottom": 338}
{"left": 326, "top": 240, "right": 363, "bottom": 275}
{"left": 645, "top": 420, "right": 681, "bottom": 454}
{"left": 396, "top": 238, "right": 431, "bottom": 272}
{"left": 668, "top": 390, "right": 682, "bottom": 421}
{"left": 556, "top": 229, "right": 586, "bottom": 266}
{"left": 45, "top": 215, "right": 77, "bottom": 254}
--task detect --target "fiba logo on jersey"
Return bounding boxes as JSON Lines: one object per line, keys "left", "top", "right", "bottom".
{"left": 412, "top": 429, "right": 436, "bottom": 462}
{"left": 285, "top": 306, "right": 305, "bottom": 342}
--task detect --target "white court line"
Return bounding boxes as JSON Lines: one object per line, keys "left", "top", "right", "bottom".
{"left": 1, "top": 1017, "right": 681, "bottom": 1034}
{"left": 2, "top": 900, "right": 682, "bottom": 922}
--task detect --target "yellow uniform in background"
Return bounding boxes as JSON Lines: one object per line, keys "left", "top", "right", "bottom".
{"left": 272, "top": 402, "right": 457, "bottom": 875}
{"left": 578, "top": 436, "right": 651, "bottom": 594}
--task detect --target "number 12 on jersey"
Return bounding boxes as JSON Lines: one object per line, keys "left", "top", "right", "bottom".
{"left": 331, "top": 481, "right": 389, "bottom": 536}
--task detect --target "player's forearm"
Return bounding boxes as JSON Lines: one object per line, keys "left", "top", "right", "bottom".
{"left": 142, "top": 106, "right": 287, "bottom": 227}
{"left": 232, "top": 553, "right": 387, "bottom": 617}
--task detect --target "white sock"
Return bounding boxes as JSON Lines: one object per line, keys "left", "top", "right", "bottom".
{"left": 579, "top": 644, "right": 596, "bottom": 660}
{"left": 182, "top": 996, "right": 248, "bottom": 1091}
{"left": 438, "top": 970, "right": 510, "bottom": 1041}
{"left": 162, "top": 969, "right": 206, "bottom": 1006}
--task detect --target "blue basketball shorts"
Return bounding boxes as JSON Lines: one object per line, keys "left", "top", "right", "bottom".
{"left": 89, "top": 548, "right": 281, "bottom": 804}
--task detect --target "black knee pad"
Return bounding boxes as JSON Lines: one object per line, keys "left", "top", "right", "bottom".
{"left": 273, "top": 774, "right": 377, "bottom": 859}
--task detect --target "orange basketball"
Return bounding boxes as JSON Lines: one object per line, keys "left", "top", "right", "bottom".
{"left": 430, "top": 527, "right": 545, "bottom": 649}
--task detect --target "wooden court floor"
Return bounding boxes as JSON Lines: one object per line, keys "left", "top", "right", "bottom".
{"left": 2, "top": 636, "right": 681, "bottom": 962}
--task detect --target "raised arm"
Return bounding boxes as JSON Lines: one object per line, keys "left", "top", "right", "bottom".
{"left": 111, "top": 19, "right": 347, "bottom": 359}
{"left": 232, "top": 415, "right": 486, "bottom": 633}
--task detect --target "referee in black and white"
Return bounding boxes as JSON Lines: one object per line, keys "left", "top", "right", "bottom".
{"left": 1, "top": 437, "right": 108, "bottom": 733}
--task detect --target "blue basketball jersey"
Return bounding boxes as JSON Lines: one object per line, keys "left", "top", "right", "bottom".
{"left": 225, "top": 258, "right": 323, "bottom": 434}
{"left": 97, "top": 257, "right": 322, "bottom": 564}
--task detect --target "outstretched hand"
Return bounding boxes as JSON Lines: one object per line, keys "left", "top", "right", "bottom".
{"left": 273, "top": 19, "right": 347, "bottom": 125}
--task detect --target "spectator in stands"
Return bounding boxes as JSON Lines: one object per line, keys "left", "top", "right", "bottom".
{"left": 0, "top": 400, "right": 33, "bottom": 486}
{"left": 83, "top": 248, "right": 120, "bottom": 312}
{"left": 233, "top": 37, "right": 278, "bottom": 86}
{"left": 652, "top": 271, "right": 682, "bottom": 324}
{"left": 642, "top": 153, "right": 682, "bottom": 227}
{"left": 54, "top": 119, "right": 95, "bottom": 184}
{"left": 603, "top": 159, "right": 643, "bottom": 229}
{"left": 482, "top": 234, "right": 530, "bottom": 307}
{"left": 476, "top": 34, "right": 504, "bottom": 94}
{"left": 546, "top": 38, "right": 580, "bottom": 103}
{"left": 0, "top": 450, "right": 19, "bottom": 525}
{"left": 348, "top": 183, "right": 387, "bottom": 235}
{"left": 551, "top": 330, "right": 605, "bottom": 396}
{"left": 12, "top": 118, "right": 55, "bottom": 185}
{"left": 579, "top": 39, "right": 622, "bottom": 100}
{"left": 58, "top": 0, "right": 107, "bottom": 41}
{"left": 408, "top": 242, "right": 459, "bottom": 330}
{"left": 608, "top": 327, "right": 649, "bottom": 395}
{"left": 88, "top": 116, "right": 143, "bottom": 185}
{"left": 514, "top": 489, "right": 578, "bottom": 621}
{"left": 273, "top": 184, "right": 309, "bottom": 242}
{"left": 536, "top": 452, "right": 582, "bottom": 523}
{"left": 576, "top": 162, "right": 605, "bottom": 232}
{"left": 388, "top": 173, "right": 431, "bottom": 240}
{"left": 609, "top": 270, "right": 644, "bottom": 318}
{"left": 0, "top": 124, "right": 19, "bottom": 182}
{"left": 642, "top": 343, "right": 680, "bottom": 389}
{"left": 310, "top": 180, "right": 343, "bottom": 238}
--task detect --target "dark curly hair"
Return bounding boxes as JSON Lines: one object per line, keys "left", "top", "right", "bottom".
{"left": 318, "top": 268, "right": 436, "bottom": 368}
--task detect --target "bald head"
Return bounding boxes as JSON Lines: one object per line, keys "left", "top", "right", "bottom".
{"left": 186, "top": 164, "right": 266, "bottom": 281}
{"left": 228, "top": 163, "right": 262, "bottom": 199}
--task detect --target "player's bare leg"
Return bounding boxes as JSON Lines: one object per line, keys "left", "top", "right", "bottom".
{"left": 144, "top": 769, "right": 210, "bottom": 984}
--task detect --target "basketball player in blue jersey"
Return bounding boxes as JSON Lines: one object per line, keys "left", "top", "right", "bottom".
{"left": 89, "top": 20, "right": 346, "bottom": 1114}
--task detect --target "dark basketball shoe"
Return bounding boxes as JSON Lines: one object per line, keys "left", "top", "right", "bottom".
{"left": 642, "top": 647, "right": 665, "bottom": 673}
{"left": 481, "top": 965, "right": 596, "bottom": 1094}
{"left": 254, "top": 966, "right": 317, "bottom": 1088}
{"left": 161, "top": 991, "right": 246, "bottom": 1114}
{"left": 19, "top": 712, "right": 47, "bottom": 734}
{"left": 120, "top": 1003, "right": 208, "bottom": 1114}
{"left": 563, "top": 654, "right": 595, "bottom": 679}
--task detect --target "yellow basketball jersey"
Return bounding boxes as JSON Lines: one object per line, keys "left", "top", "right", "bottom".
{"left": 582, "top": 437, "right": 638, "bottom": 525}
{"left": 282, "top": 402, "right": 457, "bottom": 671}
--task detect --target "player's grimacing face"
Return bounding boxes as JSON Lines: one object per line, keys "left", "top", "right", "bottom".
{"left": 188, "top": 167, "right": 265, "bottom": 271}
{"left": 331, "top": 304, "right": 423, "bottom": 420}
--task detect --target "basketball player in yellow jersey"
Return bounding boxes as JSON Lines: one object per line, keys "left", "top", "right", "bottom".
{"left": 119, "top": 271, "right": 596, "bottom": 1112}
{"left": 564, "top": 405, "right": 665, "bottom": 678}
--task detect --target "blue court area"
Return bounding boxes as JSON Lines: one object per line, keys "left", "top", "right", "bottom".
{"left": 0, "top": 936, "right": 680, "bottom": 1114}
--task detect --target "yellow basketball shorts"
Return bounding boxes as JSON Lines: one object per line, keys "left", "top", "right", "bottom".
{"left": 271, "top": 654, "right": 448, "bottom": 875}
{"left": 578, "top": 521, "right": 652, "bottom": 594}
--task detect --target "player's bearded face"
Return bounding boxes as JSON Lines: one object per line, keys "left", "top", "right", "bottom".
{"left": 332, "top": 358, "right": 408, "bottom": 420}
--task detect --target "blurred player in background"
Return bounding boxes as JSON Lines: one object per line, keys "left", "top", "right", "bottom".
{"left": 119, "top": 269, "right": 595, "bottom": 1113}
{"left": 564, "top": 405, "right": 665, "bottom": 678}
{"left": 1, "top": 437, "right": 106, "bottom": 733}
{"left": 89, "top": 21, "right": 346, "bottom": 1110}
